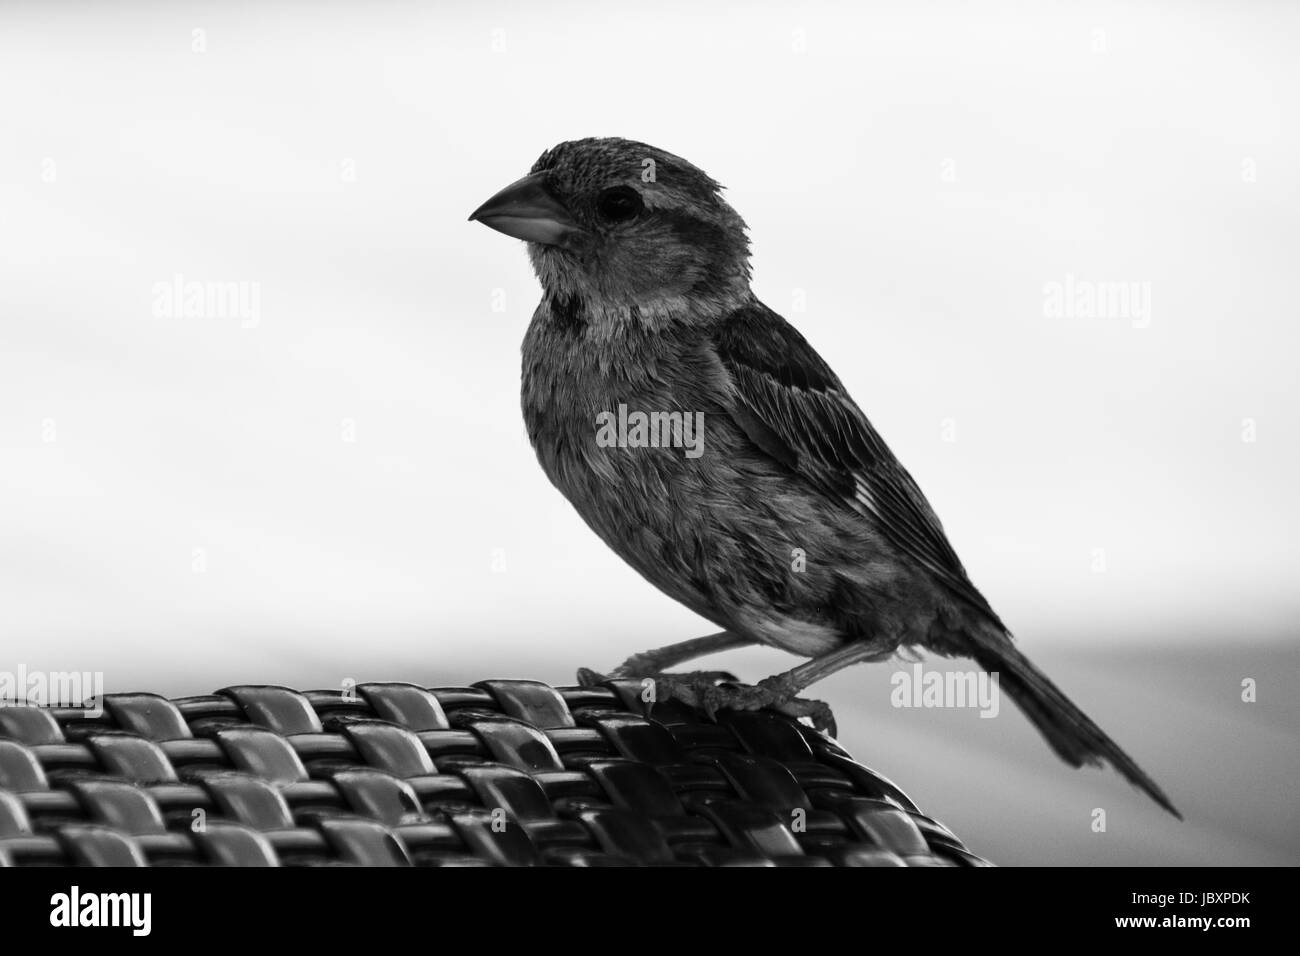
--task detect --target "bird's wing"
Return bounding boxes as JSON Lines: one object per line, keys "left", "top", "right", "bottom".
{"left": 713, "top": 301, "right": 1004, "bottom": 628}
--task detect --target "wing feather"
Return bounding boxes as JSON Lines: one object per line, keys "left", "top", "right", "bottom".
{"left": 714, "top": 302, "right": 1004, "bottom": 628}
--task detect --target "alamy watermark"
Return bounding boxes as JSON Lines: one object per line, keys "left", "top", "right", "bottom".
{"left": 890, "top": 663, "right": 999, "bottom": 718}
{"left": 50, "top": 886, "right": 151, "bottom": 935}
{"left": 0, "top": 666, "right": 104, "bottom": 717}
{"left": 1043, "top": 274, "right": 1151, "bottom": 328}
{"left": 595, "top": 404, "right": 705, "bottom": 459}
{"left": 152, "top": 273, "right": 261, "bottom": 328}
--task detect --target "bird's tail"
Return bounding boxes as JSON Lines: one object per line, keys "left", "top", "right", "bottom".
{"left": 969, "top": 633, "right": 1181, "bottom": 818}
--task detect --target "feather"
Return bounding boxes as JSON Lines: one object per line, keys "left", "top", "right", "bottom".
{"left": 714, "top": 301, "right": 1006, "bottom": 630}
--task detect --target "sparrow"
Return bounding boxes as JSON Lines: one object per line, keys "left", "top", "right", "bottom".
{"left": 469, "top": 137, "right": 1179, "bottom": 817}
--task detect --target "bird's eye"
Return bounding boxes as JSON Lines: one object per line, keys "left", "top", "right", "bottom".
{"left": 595, "top": 186, "right": 644, "bottom": 223}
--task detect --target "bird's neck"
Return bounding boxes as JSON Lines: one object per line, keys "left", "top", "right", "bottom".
{"left": 539, "top": 279, "right": 753, "bottom": 340}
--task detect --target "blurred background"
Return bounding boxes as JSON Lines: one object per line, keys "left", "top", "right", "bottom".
{"left": 0, "top": 0, "right": 1296, "bottom": 865}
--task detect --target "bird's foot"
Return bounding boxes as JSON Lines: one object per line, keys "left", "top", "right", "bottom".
{"left": 576, "top": 667, "right": 735, "bottom": 698}
{"left": 607, "top": 652, "right": 666, "bottom": 680}
{"left": 576, "top": 667, "right": 836, "bottom": 737}
{"left": 713, "top": 675, "right": 838, "bottom": 737}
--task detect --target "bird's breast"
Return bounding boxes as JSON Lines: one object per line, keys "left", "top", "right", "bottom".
{"left": 521, "top": 343, "right": 739, "bottom": 507}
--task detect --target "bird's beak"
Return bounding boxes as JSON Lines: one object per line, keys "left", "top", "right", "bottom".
{"left": 468, "top": 172, "right": 583, "bottom": 247}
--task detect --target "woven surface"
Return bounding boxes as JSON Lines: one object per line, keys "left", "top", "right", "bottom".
{"left": 0, "top": 679, "right": 990, "bottom": 866}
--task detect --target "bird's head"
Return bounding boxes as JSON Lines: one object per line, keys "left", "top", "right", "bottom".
{"left": 469, "top": 138, "right": 751, "bottom": 321}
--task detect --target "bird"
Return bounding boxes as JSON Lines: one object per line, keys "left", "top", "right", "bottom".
{"left": 469, "top": 137, "right": 1180, "bottom": 817}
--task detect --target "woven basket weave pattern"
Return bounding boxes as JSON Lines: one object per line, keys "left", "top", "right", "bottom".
{"left": 0, "top": 679, "right": 990, "bottom": 866}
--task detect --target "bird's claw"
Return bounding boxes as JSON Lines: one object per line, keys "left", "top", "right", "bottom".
{"left": 747, "top": 674, "right": 837, "bottom": 736}
{"left": 607, "top": 653, "right": 658, "bottom": 680}
{"left": 576, "top": 667, "right": 837, "bottom": 736}
{"left": 770, "top": 697, "right": 837, "bottom": 737}
{"left": 575, "top": 667, "right": 725, "bottom": 720}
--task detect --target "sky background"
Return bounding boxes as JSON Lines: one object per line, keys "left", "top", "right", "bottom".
{"left": 0, "top": 0, "right": 1296, "bottom": 864}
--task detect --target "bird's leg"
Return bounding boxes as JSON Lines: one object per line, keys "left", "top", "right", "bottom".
{"left": 575, "top": 632, "right": 750, "bottom": 691}
{"left": 762, "top": 637, "right": 898, "bottom": 694}
{"left": 608, "top": 631, "right": 753, "bottom": 678}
